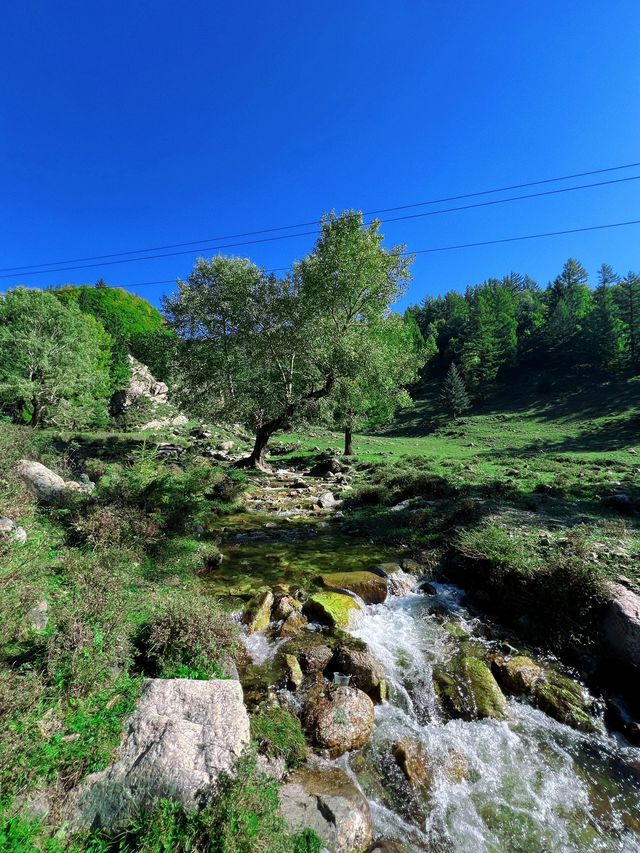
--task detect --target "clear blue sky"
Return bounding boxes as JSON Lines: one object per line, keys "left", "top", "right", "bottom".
{"left": 2, "top": 1, "right": 639, "bottom": 311}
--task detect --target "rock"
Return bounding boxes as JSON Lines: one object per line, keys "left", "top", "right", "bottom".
{"left": 317, "top": 491, "right": 340, "bottom": 509}
{"left": 366, "top": 842, "right": 410, "bottom": 853}
{"left": 0, "top": 516, "right": 27, "bottom": 544}
{"left": 284, "top": 654, "right": 304, "bottom": 689}
{"left": 256, "top": 754, "right": 287, "bottom": 781}
{"left": 604, "top": 493, "right": 635, "bottom": 513}
{"left": 279, "top": 766, "right": 373, "bottom": 852}
{"left": 400, "top": 559, "right": 422, "bottom": 574}
{"left": 332, "top": 646, "right": 387, "bottom": 702}
{"left": 219, "top": 440, "right": 235, "bottom": 452}
{"left": 279, "top": 612, "right": 308, "bottom": 638}
{"left": 393, "top": 739, "right": 432, "bottom": 795}
{"left": 26, "top": 600, "right": 49, "bottom": 632}
{"left": 303, "top": 686, "right": 375, "bottom": 757}
{"left": 243, "top": 589, "right": 274, "bottom": 633}
{"left": 309, "top": 459, "right": 344, "bottom": 477}
{"left": 603, "top": 582, "right": 640, "bottom": 670}
{"left": 321, "top": 571, "right": 388, "bottom": 605}
{"left": 531, "top": 671, "right": 596, "bottom": 732}
{"left": 304, "top": 591, "right": 362, "bottom": 629}
{"left": 17, "top": 460, "right": 66, "bottom": 501}
{"left": 377, "top": 562, "right": 403, "bottom": 575}
{"left": 491, "top": 655, "right": 543, "bottom": 695}
{"left": 66, "top": 678, "right": 250, "bottom": 831}
{"left": 387, "top": 570, "right": 417, "bottom": 597}
{"left": 141, "top": 415, "right": 188, "bottom": 431}
{"left": 273, "top": 595, "right": 302, "bottom": 620}
{"left": 433, "top": 655, "right": 510, "bottom": 721}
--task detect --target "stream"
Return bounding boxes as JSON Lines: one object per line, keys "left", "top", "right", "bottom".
{"left": 220, "top": 471, "right": 640, "bottom": 852}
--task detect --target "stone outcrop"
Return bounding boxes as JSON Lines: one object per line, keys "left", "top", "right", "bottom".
{"left": 603, "top": 582, "right": 640, "bottom": 671}
{"left": 303, "top": 686, "right": 375, "bottom": 757}
{"left": 279, "top": 765, "right": 373, "bottom": 852}
{"left": 17, "top": 460, "right": 94, "bottom": 502}
{"left": 321, "top": 571, "right": 388, "bottom": 605}
{"left": 65, "top": 678, "right": 250, "bottom": 831}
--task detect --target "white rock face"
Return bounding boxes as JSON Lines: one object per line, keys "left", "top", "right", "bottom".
{"left": 279, "top": 765, "right": 373, "bottom": 852}
{"left": 17, "top": 460, "right": 66, "bottom": 501}
{"left": 125, "top": 356, "right": 169, "bottom": 408}
{"left": 65, "top": 678, "right": 250, "bottom": 831}
{"left": 604, "top": 583, "right": 640, "bottom": 670}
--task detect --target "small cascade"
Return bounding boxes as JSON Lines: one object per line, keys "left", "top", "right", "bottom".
{"left": 348, "top": 586, "right": 640, "bottom": 851}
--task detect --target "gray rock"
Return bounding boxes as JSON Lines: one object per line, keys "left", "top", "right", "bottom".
{"left": 0, "top": 516, "right": 27, "bottom": 544}
{"left": 26, "top": 600, "right": 49, "bottom": 632}
{"left": 303, "top": 686, "right": 375, "bottom": 757}
{"left": 65, "top": 678, "right": 250, "bottom": 831}
{"left": 17, "top": 460, "right": 66, "bottom": 501}
{"left": 317, "top": 491, "right": 340, "bottom": 509}
{"left": 603, "top": 583, "right": 640, "bottom": 670}
{"left": 279, "top": 766, "right": 373, "bottom": 852}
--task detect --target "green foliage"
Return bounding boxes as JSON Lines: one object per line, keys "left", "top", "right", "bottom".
{"left": 250, "top": 704, "right": 307, "bottom": 767}
{"left": 56, "top": 284, "right": 176, "bottom": 385}
{"left": 140, "top": 599, "right": 240, "bottom": 679}
{"left": 440, "top": 362, "right": 470, "bottom": 419}
{"left": 0, "top": 288, "right": 112, "bottom": 428}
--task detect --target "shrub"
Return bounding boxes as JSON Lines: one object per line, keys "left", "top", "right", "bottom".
{"left": 250, "top": 704, "right": 307, "bottom": 768}
{"left": 70, "top": 504, "right": 160, "bottom": 549}
{"left": 140, "top": 600, "right": 240, "bottom": 680}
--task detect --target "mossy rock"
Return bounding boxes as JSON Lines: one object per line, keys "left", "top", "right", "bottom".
{"left": 283, "top": 654, "right": 304, "bottom": 689}
{"left": 433, "top": 654, "right": 510, "bottom": 721}
{"left": 491, "top": 654, "right": 543, "bottom": 695}
{"left": 320, "top": 571, "right": 388, "bottom": 604}
{"left": 304, "top": 591, "right": 362, "bottom": 629}
{"left": 532, "top": 672, "right": 596, "bottom": 732}
{"left": 243, "top": 588, "right": 274, "bottom": 633}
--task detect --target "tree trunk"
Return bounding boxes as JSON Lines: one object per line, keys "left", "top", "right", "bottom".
{"left": 30, "top": 398, "right": 42, "bottom": 427}
{"left": 344, "top": 425, "right": 354, "bottom": 456}
{"left": 235, "top": 422, "right": 278, "bottom": 471}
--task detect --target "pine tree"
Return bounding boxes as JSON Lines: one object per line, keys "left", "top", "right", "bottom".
{"left": 615, "top": 272, "right": 640, "bottom": 370}
{"left": 586, "top": 281, "right": 625, "bottom": 371}
{"left": 441, "top": 362, "right": 470, "bottom": 420}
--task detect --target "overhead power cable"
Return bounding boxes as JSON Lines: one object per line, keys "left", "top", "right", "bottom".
{"left": 1, "top": 160, "right": 639, "bottom": 273}
{"left": 15, "top": 216, "right": 640, "bottom": 292}
{"left": 2, "top": 174, "right": 640, "bottom": 280}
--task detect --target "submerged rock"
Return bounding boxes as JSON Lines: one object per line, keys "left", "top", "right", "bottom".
{"left": 304, "top": 591, "right": 362, "bottom": 629}
{"left": 303, "top": 685, "right": 375, "bottom": 757}
{"left": 393, "top": 738, "right": 432, "bottom": 795}
{"left": 321, "top": 571, "right": 388, "bottom": 605}
{"left": 65, "top": 678, "right": 250, "bottom": 831}
{"left": 279, "top": 765, "right": 373, "bottom": 852}
{"left": 433, "top": 654, "right": 510, "bottom": 721}
{"left": 243, "top": 589, "right": 274, "bottom": 633}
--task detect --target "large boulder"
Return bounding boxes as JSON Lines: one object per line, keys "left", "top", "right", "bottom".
{"left": 304, "top": 591, "right": 362, "bottom": 629}
{"left": 17, "top": 460, "right": 66, "bottom": 502}
{"left": 65, "top": 678, "right": 250, "bottom": 831}
{"left": 433, "top": 654, "right": 510, "bottom": 722}
{"left": 531, "top": 671, "right": 596, "bottom": 732}
{"left": 332, "top": 645, "right": 387, "bottom": 702}
{"left": 321, "top": 571, "right": 388, "bottom": 605}
{"left": 603, "top": 583, "right": 640, "bottom": 671}
{"left": 303, "top": 686, "right": 375, "bottom": 757}
{"left": 279, "top": 765, "right": 373, "bottom": 852}
{"left": 309, "top": 458, "right": 344, "bottom": 477}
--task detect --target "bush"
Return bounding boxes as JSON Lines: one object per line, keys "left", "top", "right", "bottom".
{"left": 140, "top": 600, "right": 240, "bottom": 680}
{"left": 250, "top": 704, "right": 307, "bottom": 768}
{"left": 70, "top": 504, "right": 161, "bottom": 549}
{"left": 456, "top": 522, "right": 537, "bottom": 578}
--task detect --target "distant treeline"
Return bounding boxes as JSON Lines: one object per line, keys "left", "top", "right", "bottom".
{"left": 408, "top": 259, "right": 640, "bottom": 394}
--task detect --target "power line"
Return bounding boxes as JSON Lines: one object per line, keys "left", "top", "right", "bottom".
{"left": 2, "top": 160, "right": 639, "bottom": 273}
{"left": 20, "top": 216, "right": 640, "bottom": 292}
{"left": 3, "top": 174, "right": 640, "bottom": 280}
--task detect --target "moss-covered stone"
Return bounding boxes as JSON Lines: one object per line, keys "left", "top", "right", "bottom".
{"left": 433, "top": 654, "right": 510, "bottom": 721}
{"left": 283, "top": 654, "right": 304, "bottom": 689}
{"left": 320, "top": 571, "right": 388, "bottom": 604}
{"left": 491, "top": 655, "right": 543, "bottom": 695}
{"left": 243, "top": 588, "right": 274, "bottom": 633}
{"left": 532, "top": 671, "right": 596, "bottom": 732}
{"left": 304, "top": 591, "right": 362, "bottom": 629}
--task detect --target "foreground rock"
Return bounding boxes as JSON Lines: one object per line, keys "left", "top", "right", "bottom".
{"left": 433, "top": 654, "right": 510, "bottom": 721}
{"left": 17, "top": 460, "right": 94, "bottom": 501}
{"left": 65, "top": 679, "right": 250, "bottom": 831}
{"left": 304, "top": 591, "right": 362, "bottom": 629}
{"left": 321, "top": 571, "right": 388, "bottom": 604}
{"left": 303, "top": 686, "right": 375, "bottom": 757}
{"left": 332, "top": 645, "right": 388, "bottom": 702}
{"left": 603, "top": 582, "right": 640, "bottom": 671}
{"left": 279, "top": 765, "right": 373, "bottom": 852}
{"left": 243, "top": 589, "right": 274, "bottom": 633}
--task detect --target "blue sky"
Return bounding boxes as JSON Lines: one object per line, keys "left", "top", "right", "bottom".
{"left": 2, "top": 1, "right": 639, "bottom": 311}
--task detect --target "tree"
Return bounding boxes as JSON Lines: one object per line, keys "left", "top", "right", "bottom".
{"left": 325, "top": 314, "right": 427, "bottom": 455}
{"left": 164, "top": 211, "right": 412, "bottom": 468}
{"left": 544, "top": 259, "right": 593, "bottom": 364}
{"left": 441, "top": 362, "right": 470, "bottom": 420}
{"left": 0, "top": 288, "right": 112, "bottom": 427}
{"left": 585, "top": 269, "right": 625, "bottom": 371}
{"left": 615, "top": 272, "right": 640, "bottom": 370}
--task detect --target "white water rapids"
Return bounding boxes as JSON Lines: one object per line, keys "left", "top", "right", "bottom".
{"left": 346, "top": 582, "right": 640, "bottom": 852}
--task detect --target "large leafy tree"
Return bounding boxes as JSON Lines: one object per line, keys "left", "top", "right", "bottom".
{"left": 323, "top": 314, "right": 427, "bottom": 455}
{"left": 164, "top": 211, "right": 412, "bottom": 468}
{"left": 0, "top": 287, "right": 112, "bottom": 427}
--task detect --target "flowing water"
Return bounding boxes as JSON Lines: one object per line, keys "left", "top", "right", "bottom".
{"left": 346, "top": 583, "right": 640, "bottom": 852}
